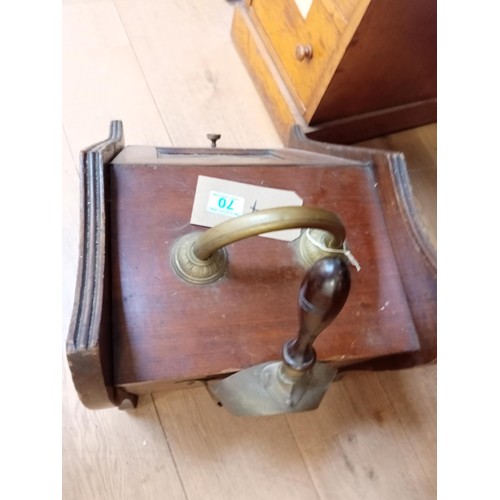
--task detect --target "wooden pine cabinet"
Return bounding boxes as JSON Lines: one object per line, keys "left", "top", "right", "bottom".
{"left": 233, "top": 0, "right": 437, "bottom": 143}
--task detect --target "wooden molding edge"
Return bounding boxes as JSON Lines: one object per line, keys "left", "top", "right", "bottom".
{"left": 306, "top": 99, "right": 437, "bottom": 145}
{"left": 289, "top": 126, "right": 437, "bottom": 370}
{"left": 66, "top": 121, "right": 137, "bottom": 409}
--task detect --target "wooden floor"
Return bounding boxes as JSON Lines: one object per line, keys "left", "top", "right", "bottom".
{"left": 62, "top": 1, "right": 436, "bottom": 498}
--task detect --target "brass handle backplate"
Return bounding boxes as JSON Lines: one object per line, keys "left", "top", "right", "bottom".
{"left": 171, "top": 206, "right": 346, "bottom": 284}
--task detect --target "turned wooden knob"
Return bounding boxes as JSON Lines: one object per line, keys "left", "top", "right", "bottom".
{"left": 295, "top": 44, "right": 313, "bottom": 61}
{"left": 283, "top": 257, "right": 351, "bottom": 370}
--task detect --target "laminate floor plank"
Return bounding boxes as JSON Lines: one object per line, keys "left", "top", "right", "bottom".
{"left": 62, "top": 0, "right": 172, "bottom": 161}
{"left": 356, "top": 124, "right": 437, "bottom": 247}
{"left": 63, "top": 361, "right": 187, "bottom": 500}
{"left": 286, "top": 371, "right": 436, "bottom": 499}
{"left": 153, "top": 387, "right": 320, "bottom": 500}
{"left": 112, "top": 0, "right": 282, "bottom": 148}
{"left": 357, "top": 124, "right": 437, "bottom": 172}
{"left": 62, "top": 130, "right": 79, "bottom": 337}
{"left": 377, "top": 365, "right": 437, "bottom": 490}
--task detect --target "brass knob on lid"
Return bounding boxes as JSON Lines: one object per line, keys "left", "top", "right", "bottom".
{"left": 207, "top": 133, "right": 221, "bottom": 148}
{"left": 295, "top": 44, "right": 313, "bottom": 61}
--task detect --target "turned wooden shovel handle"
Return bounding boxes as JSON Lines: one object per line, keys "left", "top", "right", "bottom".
{"left": 283, "top": 257, "right": 351, "bottom": 371}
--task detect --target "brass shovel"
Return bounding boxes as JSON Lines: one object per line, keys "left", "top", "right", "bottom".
{"left": 206, "top": 256, "right": 351, "bottom": 416}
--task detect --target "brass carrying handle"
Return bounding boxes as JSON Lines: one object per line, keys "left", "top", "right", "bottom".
{"left": 171, "top": 206, "right": 347, "bottom": 284}
{"left": 193, "top": 206, "right": 345, "bottom": 260}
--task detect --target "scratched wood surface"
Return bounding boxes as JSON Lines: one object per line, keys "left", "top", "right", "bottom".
{"left": 62, "top": 0, "right": 436, "bottom": 498}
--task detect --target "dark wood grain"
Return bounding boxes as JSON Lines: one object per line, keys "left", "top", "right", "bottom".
{"left": 310, "top": 0, "right": 437, "bottom": 125}
{"left": 288, "top": 257, "right": 351, "bottom": 369}
{"left": 289, "top": 126, "right": 436, "bottom": 369}
{"left": 109, "top": 147, "right": 420, "bottom": 393}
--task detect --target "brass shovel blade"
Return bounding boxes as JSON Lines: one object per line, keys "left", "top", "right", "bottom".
{"left": 206, "top": 361, "right": 338, "bottom": 416}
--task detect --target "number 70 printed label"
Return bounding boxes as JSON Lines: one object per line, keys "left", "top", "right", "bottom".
{"left": 206, "top": 191, "right": 245, "bottom": 217}
{"left": 191, "top": 176, "right": 303, "bottom": 241}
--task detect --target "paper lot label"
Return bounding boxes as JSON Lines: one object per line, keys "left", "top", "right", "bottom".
{"left": 191, "top": 176, "right": 303, "bottom": 241}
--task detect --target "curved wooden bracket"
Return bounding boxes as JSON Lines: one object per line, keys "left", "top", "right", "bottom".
{"left": 288, "top": 125, "right": 437, "bottom": 370}
{"left": 66, "top": 121, "right": 137, "bottom": 409}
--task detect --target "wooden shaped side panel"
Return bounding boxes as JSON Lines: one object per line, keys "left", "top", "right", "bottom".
{"left": 66, "top": 121, "right": 137, "bottom": 409}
